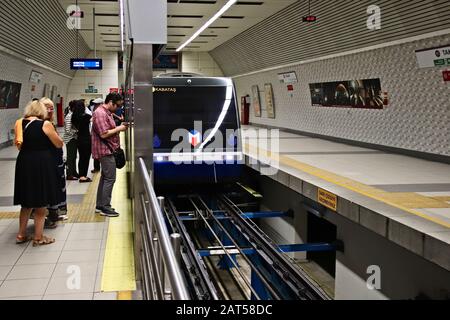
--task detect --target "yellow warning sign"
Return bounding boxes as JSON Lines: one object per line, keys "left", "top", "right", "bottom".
{"left": 318, "top": 188, "right": 338, "bottom": 211}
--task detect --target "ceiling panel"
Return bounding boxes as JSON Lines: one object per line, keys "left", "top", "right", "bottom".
{"left": 57, "top": 0, "right": 297, "bottom": 53}
{"left": 57, "top": 0, "right": 121, "bottom": 52}
{"left": 167, "top": 0, "right": 298, "bottom": 52}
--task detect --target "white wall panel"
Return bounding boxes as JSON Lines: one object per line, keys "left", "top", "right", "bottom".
{"left": 211, "top": 0, "right": 450, "bottom": 77}
{"left": 233, "top": 34, "right": 450, "bottom": 156}
{"left": 0, "top": 51, "right": 70, "bottom": 145}
{"left": 182, "top": 52, "right": 224, "bottom": 77}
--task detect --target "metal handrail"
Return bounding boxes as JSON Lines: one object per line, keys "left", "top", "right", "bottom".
{"left": 138, "top": 157, "right": 190, "bottom": 300}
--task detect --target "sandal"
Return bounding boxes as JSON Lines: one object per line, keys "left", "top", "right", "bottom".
{"left": 16, "top": 234, "right": 30, "bottom": 244}
{"left": 32, "top": 236, "right": 55, "bottom": 247}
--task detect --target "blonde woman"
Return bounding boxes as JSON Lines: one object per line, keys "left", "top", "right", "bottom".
{"left": 14, "top": 100, "right": 63, "bottom": 246}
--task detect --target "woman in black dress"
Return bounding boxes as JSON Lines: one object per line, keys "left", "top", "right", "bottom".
{"left": 72, "top": 100, "right": 93, "bottom": 183}
{"left": 14, "top": 100, "right": 64, "bottom": 246}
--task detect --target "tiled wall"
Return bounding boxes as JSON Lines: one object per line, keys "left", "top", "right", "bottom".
{"left": 0, "top": 51, "right": 71, "bottom": 145}
{"left": 233, "top": 34, "right": 450, "bottom": 156}
{"left": 67, "top": 51, "right": 119, "bottom": 104}
{"left": 181, "top": 52, "right": 224, "bottom": 77}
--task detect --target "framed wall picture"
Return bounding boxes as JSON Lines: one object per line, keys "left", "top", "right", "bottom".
{"left": 264, "top": 83, "right": 275, "bottom": 118}
{"left": 51, "top": 85, "right": 58, "bottom": 102}
{"left": 43, "top": 83, "right": 50, "bottom": 98}
{"left": 251, "top": 85, "right": 261, "bottom": 117}
{"left": 0, "top": 79, "right": 22, "bottom": 109}
{"left": 29, "top": 70, "right": 43, "bottom": 84}
{"left": 309, "top": 78, "right": 387, "bottom": 109}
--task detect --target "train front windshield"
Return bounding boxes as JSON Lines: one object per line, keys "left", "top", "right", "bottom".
{"left": 154, "top": 85, "right": 239, "bottom": 153}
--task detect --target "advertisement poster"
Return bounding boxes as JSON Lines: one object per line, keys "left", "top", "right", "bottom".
{"left": 153, "top": 54, "right": 179, "bottom": 69}
{"left": 251, "top": 85, "right": 261, "bottom": 117}
{"left": 309, "top": 78, "right": 387, "bottom": 109}
{"left": 264, "top": 83, "right": 275, "bottom": 118}
{"left": 0, "top": 80, "right": 22, "bottom": 109}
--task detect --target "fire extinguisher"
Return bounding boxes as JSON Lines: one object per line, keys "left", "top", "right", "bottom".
{"left": 56, "top": 95, "right": 64, "bottom": 127}
{"left": 241, "top": 95, "right": 250, "bottom": 125}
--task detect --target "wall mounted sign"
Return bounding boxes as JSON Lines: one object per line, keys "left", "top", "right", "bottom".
{"left": 318, "top": 188, "right": 337, "bottom": 211}
{"left": 416, "top": 45, "right": 450, "bottom": 68}
{"left": 264, "top": 83, "right": 276, "bottom": 119}
{"left": 251, "top": 85, "right": 261, "bottom": 117}
{"left": 71, "top": 58, "right": 103, "bottom": 70}
{"left": 278, "top": 71, "right": 298, "bottom": 84}
{"left": 29, "top": 70, "right": 43, "bottom": 84}
{"left": 309, "top": 78, "right": 387, "bottom": 109}
{"left": 0, "top": 79, "right": 22, "bottom": 109}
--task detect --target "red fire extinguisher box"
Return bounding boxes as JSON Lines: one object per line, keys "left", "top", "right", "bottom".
{"left": 241, "top": 95, "right": 250, "bottom": 125}
{"left": 56, "top": 96, "right": 64, "bottom": 127}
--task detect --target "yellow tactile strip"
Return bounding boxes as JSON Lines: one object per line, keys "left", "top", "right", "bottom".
{"left": 0, "top": 212, "right": 19, "bottom": 219}
{"left": 68, "top": 173, "right": 106, "bottom": 223}
{"left": 117, "top": 291, "right": 133, "bottom": 300}
{"left": 101, "top": 135, "right": 136, "bottom": 293}
{"left": 245, "top": 144, "right": 450, "bottom": 229}
{"left": 0, "top": 174, "right": 105, "bottom": 223}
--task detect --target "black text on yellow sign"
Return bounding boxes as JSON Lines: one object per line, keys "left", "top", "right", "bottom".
{"left": 318, "top": 188, "right": 338, "bottom": 211}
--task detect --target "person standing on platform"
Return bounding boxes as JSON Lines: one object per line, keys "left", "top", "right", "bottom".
{"left": 92, "top": 93, "right": 128, "bottom": 217}
{"left": 64, "top": 100, "right": 79, "bottom": 180}
{"left": 72, "top": 100, "right": 93, "bottom": 183}
{"left": 14, "top": 100, "right": 63, "bottom": 246}
{"left": 91, "top": 98, "right": 103, "bottom": 173}
{"left": 41, "top": 97, "right": 68, "bottom": 226}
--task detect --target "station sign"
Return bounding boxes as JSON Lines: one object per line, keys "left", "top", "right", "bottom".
{"left": 415, "top": 45, "right": 450, "bottom": 68}
{"left": 110, "top": 88, "right": 135, "bottom": 95}
{"left": 303, "top": 15, "right": 317, "bottom": 22}
{"left": 318, "top": 188, "right": 338, "bottom": 211}
{"left": 278, "top": 71, "right": 298, "bottom": 84}
{"left": 71, "top": 58, "right": 103, "bottom": 70}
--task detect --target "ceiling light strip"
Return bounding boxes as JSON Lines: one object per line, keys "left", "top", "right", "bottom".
{"left": 120, "top": 0, "right": 124, "bottom": 51}
{"left": 176, "top": 0, "right": 237, "bottom": 52}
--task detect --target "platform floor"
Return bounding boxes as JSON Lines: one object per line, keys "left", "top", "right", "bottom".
{"left": 0, "top": 133, "right": 136, "bottom": 300}
{"left": 242, "top": 125, "right": 450, "bottom": 240}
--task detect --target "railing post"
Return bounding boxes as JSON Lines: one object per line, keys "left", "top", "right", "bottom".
{"left": 138, "top": 158, "right": 190, "bottom": 300}
{"left": 158, "top": 196, "right": 165, "bottom": 209}
{"left": 171, "top": 233, "right": 182, "bottom": 264}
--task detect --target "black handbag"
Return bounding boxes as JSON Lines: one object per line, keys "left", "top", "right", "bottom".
{"left": 94, "top": 129, "right": 126, "bottom": 169}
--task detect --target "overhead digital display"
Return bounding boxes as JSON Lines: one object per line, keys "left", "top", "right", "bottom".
{"left": 70, "top": 59, "right": 103, "bottom": 70}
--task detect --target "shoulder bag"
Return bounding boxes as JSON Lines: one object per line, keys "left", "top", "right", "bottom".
{"left": 94, "top": 128, "right": 126, "bottom": 169}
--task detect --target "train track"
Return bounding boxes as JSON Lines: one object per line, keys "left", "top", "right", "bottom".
{"left": 160, "top": 189, "right": 331, "bottom": 300}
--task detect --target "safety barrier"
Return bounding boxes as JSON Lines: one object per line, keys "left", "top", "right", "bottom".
{"left": 137, "top": 157, "right": 190, "bottom": 300}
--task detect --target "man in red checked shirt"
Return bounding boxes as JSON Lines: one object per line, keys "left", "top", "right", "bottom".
{"left": 91, "top": 92, "right": 129, "bottom": 217}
